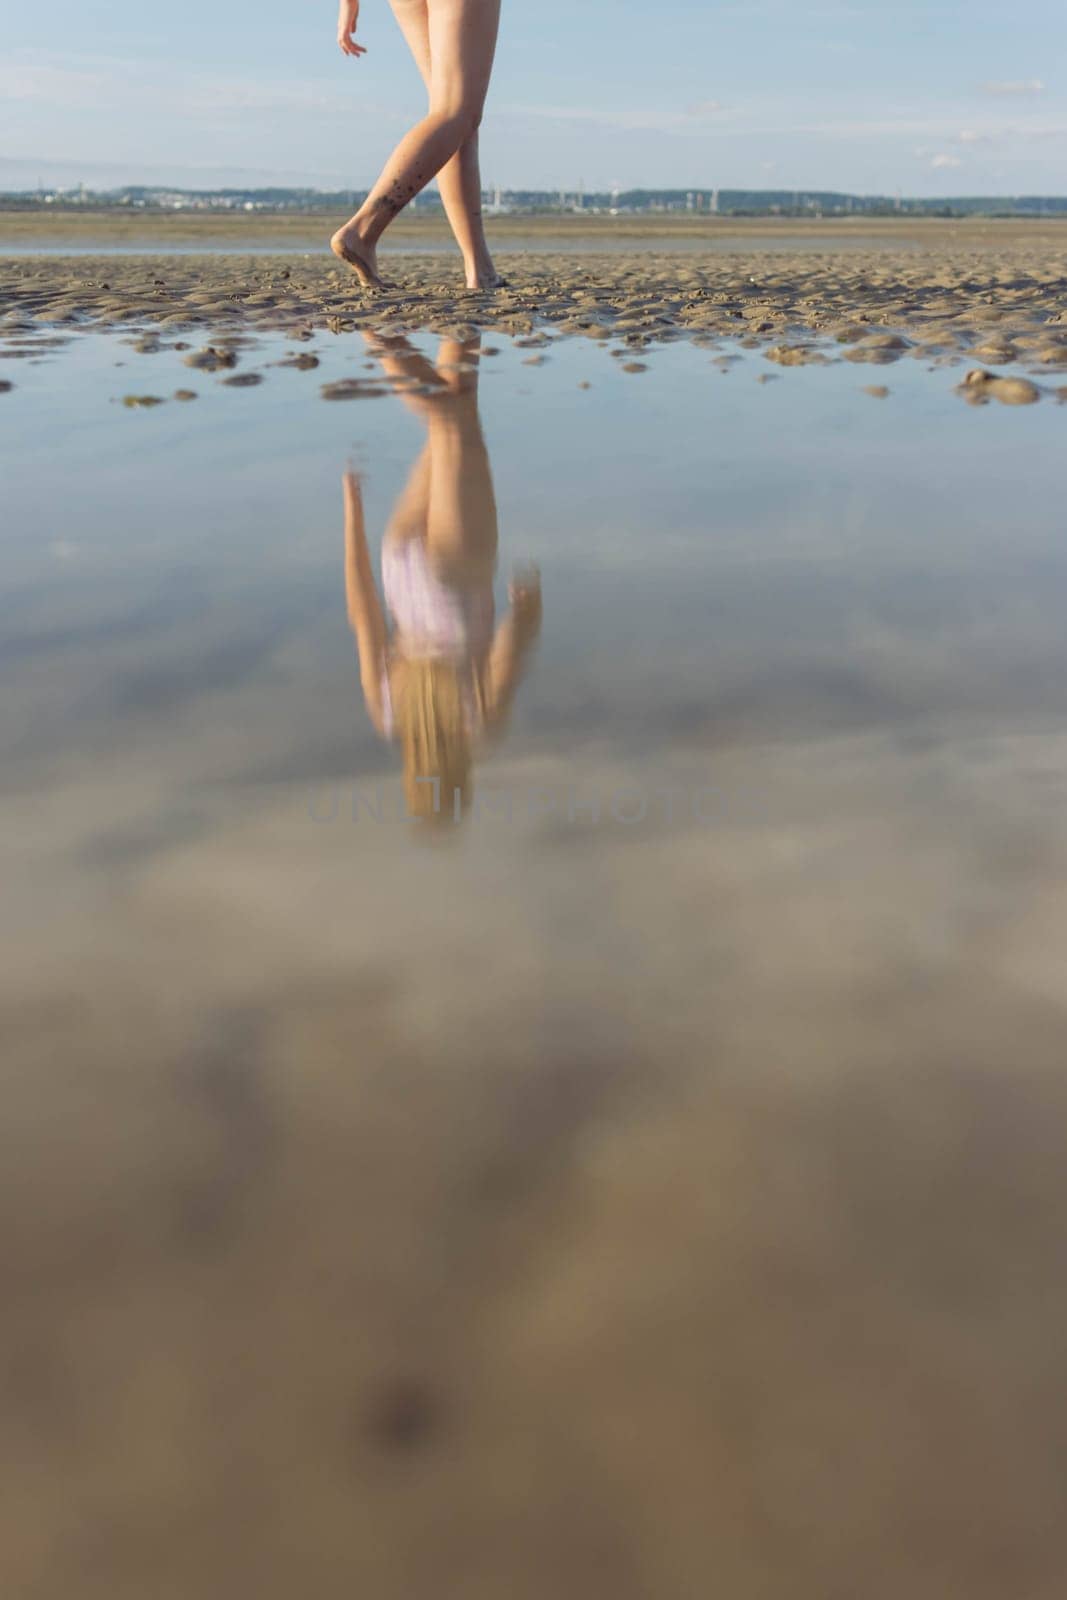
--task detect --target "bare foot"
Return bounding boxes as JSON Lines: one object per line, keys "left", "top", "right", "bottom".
{"left": 465, "top": 262, "right": 508, "bottom": 291}
{"left": 330, "top": 228, "right": 386, "bottom": 291}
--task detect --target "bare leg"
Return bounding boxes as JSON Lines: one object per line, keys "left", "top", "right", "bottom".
{"left": 439, "top": 131, "right": 501, "bottom": 290}
{"left": 382, "top": 0, "right": 500, "bottom": 288}
{"left": 331, "top": 0, "right": 502, "bottom": 289}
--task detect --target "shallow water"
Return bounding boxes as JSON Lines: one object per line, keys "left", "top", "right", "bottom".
{"left": 4, "top": 321, "right": 1067, "bottom": 1597}
{"left": 0, "top": 229, "right": 929, "bottom": 258}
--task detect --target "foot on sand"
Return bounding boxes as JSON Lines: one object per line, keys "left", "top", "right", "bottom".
{"left": 466, "top": 263, "right": 508, "bottom": 291}
{"left": 330, "top": 229, "right": 386, "bottom": 292}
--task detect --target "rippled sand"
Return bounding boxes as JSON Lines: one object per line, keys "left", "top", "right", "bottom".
{"left": 2, "top": 233, "right": 1066, "bottom": 380}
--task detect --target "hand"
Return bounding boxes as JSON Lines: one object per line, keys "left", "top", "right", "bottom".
{"left": 337, "top": 0, "right": 366, "bottom": 57}
{"left": 509, "top": 566, "right": 542, "bottom": 625}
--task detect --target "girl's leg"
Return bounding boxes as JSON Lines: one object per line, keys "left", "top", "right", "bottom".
{"left": 440, "top": 131, "right": 500, "bottom": 290}
{"left": 331, "top": 0, "right": 501, "bottom": 288}
{"left": 381, "top": 0, "right": 500, "bottom": 288}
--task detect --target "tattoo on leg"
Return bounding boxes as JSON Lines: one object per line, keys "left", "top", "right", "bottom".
{"left": 372, "top": 173, "right": 426, "bottom": 221}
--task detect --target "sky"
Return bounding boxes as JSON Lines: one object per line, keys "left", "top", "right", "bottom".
{"left": 1, "top": 0, "right": 1064, "bottom": 195}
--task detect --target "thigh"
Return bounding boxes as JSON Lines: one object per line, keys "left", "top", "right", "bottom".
{"left": 426, "top": 0, "right": 501, "bottom": 115}
{"left": 387, "top": 0, "right": 432, "bottom": 89}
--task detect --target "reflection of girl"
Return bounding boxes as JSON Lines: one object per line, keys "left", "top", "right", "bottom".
{"left": 344, "top": 339, "right": 541, "bottom": 822}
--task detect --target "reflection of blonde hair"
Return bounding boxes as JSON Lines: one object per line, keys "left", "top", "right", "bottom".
{"left": 390, "top": 657, "right": 473, "bottom": 824}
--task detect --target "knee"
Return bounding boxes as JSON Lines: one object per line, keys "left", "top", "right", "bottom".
{"left": 432, "top": 101, "right": 482, "bottom": 145}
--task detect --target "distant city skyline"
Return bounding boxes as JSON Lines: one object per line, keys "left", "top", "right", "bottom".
{"left": 7, "top": 174, "right": 1067, "bottom": 212}
{"left": 2, "top": 1, "right": 1064, "bottom": 194}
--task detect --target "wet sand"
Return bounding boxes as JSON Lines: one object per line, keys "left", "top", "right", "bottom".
{"left": 2, "top": 224, "right": 1066, "bottom": 378}
{"left": 6, "top": 210, "right": 1066, "bottom": 248}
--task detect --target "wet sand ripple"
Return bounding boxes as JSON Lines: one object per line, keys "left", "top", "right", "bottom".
{"left": 2, "top": 245, "right": 1064, "bottom": 379}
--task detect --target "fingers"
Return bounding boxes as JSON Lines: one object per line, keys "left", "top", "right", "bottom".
{"left": 337, "top": 30, "right": 367, "bottom": 56}
{"left": 510, "top": 563, "right": 541, "bottom": 601}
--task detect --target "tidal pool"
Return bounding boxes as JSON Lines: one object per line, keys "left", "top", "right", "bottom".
{"left": 3, "top": 319, "right": 1067, "bottom": 1599}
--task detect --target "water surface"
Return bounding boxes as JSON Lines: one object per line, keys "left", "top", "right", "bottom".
{"left": 0, "top": 229, "right": 929, "bottom": 257}
{"left": 3, "top": 321, "right": 1067, "bottom": 1598}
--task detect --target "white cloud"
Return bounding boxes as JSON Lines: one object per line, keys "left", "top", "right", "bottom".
{"left": 0, "top": 60, "right": 113, "bottom": 109}
{"left": 980, "top": 79, "right": 1045, "bottom": 96}
{"left": 0, "top": 49, "right": 387, "bottom": 122}
{"left": 182, "top": 78, "right": 357, "bottom": 117}
{"left": 931, "top": 153, "right": 963, "bottom": 169}
{"left": 501, "top": 102, "right": 733, "bottom": 135}
{"left": 6, "top": 42, "right": 1065, "bottom": 192}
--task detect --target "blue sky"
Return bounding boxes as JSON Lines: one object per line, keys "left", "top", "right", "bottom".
{"left": 2, "top": 0, "right": 1064, "bottom": 193}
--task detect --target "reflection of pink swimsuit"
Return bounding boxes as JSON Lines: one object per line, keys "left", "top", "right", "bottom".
{"left": 378, "top": 537, "right": 495, "bottom": 740}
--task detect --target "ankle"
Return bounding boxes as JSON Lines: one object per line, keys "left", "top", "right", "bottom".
{"left": 342, "top": 215, "right": 378, "bottom": 249}
{"left": 465, "top": 257, "right": 497, "bottom": 288}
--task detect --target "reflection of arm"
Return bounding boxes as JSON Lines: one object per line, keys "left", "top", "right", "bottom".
{"left": 484, "top": 583, "right": 543, "bottom": 736}
{"left": 343, "top": 473, "right": 388, "bottom": 735}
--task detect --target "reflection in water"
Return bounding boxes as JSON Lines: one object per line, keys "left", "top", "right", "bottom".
{"left": 344, "top": 336, "right": 542, "bottom": 822}
{"left": 6, "top": 326, "right": 1067, "bottom": 1599}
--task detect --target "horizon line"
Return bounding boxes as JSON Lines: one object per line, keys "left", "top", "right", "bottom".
{"left": 4, "top": 183, "right": 1067, "bottom": 204}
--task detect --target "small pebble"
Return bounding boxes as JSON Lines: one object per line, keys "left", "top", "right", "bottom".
{"left": 184, "top": 346, "right": 238, "bottom": 371}
{"left": 961, "top": 368, "right": 1041, "bottom": 405}
{"left": 362, "top": 1380, "right": 441, "bottom": 1453}
{"left": 320, "top": 379, "right": 389, "bottom": 401}
{"left": 766, "top": 345, "right": 825, "bottom": 367}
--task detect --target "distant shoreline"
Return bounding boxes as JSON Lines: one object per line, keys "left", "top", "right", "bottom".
{"left": 3, "top": 209, "right": 1066, "bottom": 251}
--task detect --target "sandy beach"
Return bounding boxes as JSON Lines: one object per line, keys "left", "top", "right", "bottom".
{"left": 2, "top": 219, "right": 1065, "bottom": 379}
{"left": 8, "top": 210, "right": 1067, "bottom": 248}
